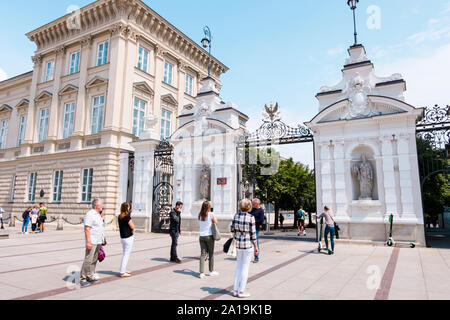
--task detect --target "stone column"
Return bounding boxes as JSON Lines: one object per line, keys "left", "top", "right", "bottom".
{"left": 397, "top": 133, "right": 415, "bottom": 218}
{"left": 22, "top": 55, "right": 43, "bottom": 156}
{"left": 334, "top": 139, "right": 347, "bottom": 218}
{"left": 46, "top": 46, "right": 66, "bottom": 149}
{"left": 120, "top": 32, "right": 139, "bottom": 133}
{"left": 104, "top": 27, "right": 127, "bottom": 132}
{"left": 153, "top": 46, "right": 165, "bottom": 136}
{"left": 72, "top": 35, "right": 93, "bottom": 151}
{"left": 320, "top": 141, "right": 333, "bottom": 210}
{"left": 380, "top": 136, "right": 398, "bottom": 217}
{"left": 177, "top": 61, "right": 187, "bottom": 123}
{"left": 116, "top": 153, "right": 130, "bottom": 216}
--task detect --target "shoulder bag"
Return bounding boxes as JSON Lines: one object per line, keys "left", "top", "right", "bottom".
{"left": 211, "top": 214, "right": 221, "bottom": 241}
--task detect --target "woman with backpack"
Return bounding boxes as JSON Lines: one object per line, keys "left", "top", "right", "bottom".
{"left": 198, "top": 201, "right": 219, "bottom": 279}
{"left": 21, "top": 207, "right": 32, "bottom": 234}
{"left": 118, "top": 203, "right": 135, "bottom": 278}
{"left": 318, "top": 206, "right": 336, "bottom": 255}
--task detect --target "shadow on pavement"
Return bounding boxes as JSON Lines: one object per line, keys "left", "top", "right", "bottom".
{"left": 173, "top": 269, "right": 198, "bottom": 277}
{"left": 201, "top": 287, "right": 231, "bottom": 296}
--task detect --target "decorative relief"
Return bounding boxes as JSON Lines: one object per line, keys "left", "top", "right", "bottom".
{"left": 341, "top": 73, "right": 379, "bottom": 120}
{"left": 55, "top": 45, "right": 67, "bottom": 55}
{"left": 32, "top": 55, "right": 43, "bottom": 66}
{"left": 80, "top": 35, "right": 93, "bottom": 47}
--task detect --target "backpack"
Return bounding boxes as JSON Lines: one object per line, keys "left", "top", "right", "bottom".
{"left": 22, "top": 211, "right": 29, "bottom": 220}
{"left": 297, "top": 209, "right": 305, "bottom": 220}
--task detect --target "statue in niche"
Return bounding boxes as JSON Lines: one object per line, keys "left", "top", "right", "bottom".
{"left": 199, "top": 165, "right": 211, "bottom": 200}
{"left": 352, "top": 154, "right": 374, "bottom": 200}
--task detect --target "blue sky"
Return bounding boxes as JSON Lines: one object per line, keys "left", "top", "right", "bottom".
{"left": 1, "top": 0, "right": 450, "bottom": 166}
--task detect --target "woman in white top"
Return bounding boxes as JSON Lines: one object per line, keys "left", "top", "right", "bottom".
{"left": 30, "top": 205, "right": 39, "bottom": 234}
{"left": 198, "top": 201, "right": 219, "bottom": 279}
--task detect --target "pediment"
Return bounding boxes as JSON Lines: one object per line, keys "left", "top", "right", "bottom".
{"left": 86, "top": 76, "right": 108, "bottom": 89}
{"left": 16, "top": 98, "right": 29, "bottom": 109}
{"left": 35, "top": 91, "right": 53, "bottom": 102}
{"left": 133, "top": 82, "right": 154, "bottom": 95}
{"left": 161, "top": 94, "right": 178, "bottom": 106}
{"left": 308, "top": 96, "right": 420, "bottom": 125}
{"left": 0, "top": 104, "right": 13, "bottom": 113}
{"left": 59, "top": 84, "right": 79, "bottom": 96}
{"left": 171, "top": 118, "right": 233, "bottom": 140}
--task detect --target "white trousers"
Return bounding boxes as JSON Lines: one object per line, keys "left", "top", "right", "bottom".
{"left": 120, "top": 236, "right": 134, "bottom": 274}
{"left": 234, "top": 248, "right": 253, "bottom": 292}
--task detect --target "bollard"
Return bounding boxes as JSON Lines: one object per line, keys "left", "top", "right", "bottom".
{"left": 57, "top": 214, "right": 64, "bottom": 231}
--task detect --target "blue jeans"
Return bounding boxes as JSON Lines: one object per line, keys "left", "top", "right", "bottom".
{"left": 324, "top": 226, "right": 335, "bottom": 252}
{"left": 22, "top": 218, "right": 30, "bottom": 233}
{"left": 255, "top": 230, "right": 260, "bottom": 260}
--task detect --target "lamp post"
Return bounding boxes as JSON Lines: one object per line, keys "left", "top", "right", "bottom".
{"left": 201, "top": 26, "right": 212, "bottom": 78}
{"left": 347, "top": 0, "right": 359, "bottom": 45}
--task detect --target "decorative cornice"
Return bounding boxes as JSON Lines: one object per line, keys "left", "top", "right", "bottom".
{"left": 25, "top": 0, "right": 228, "bottom": 77}
{"left": 32, "top": 55, "right": 43, "bottom": 66}
{"left": 80, "top": 35, "right": 93, "bottom": 47}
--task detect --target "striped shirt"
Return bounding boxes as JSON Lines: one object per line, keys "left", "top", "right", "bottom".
{"left": 230, "top": 212, "right": 257, "bottom": 249}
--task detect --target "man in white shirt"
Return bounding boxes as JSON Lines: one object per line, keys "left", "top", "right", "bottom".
{"left": 80, "top": 199, "right": 105, "bottom": 287}
{"left": 0, "top": 207, "right": 4, "bottom": 229}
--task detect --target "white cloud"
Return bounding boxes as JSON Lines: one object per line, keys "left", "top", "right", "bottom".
{"left": 327, "top": 45, "right": 345, "bottom": 56}
{"left": 0, "top": 68, "right": 7, "bottom": 81}
{"left": 377, "top": 44, "right": 450, "bottom": 108}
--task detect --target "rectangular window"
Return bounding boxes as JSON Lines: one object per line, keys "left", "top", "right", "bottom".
{"left": 10, "top": 175, "right": 16, "bottom": 202}
{"left": 132, "top": 98, "right": 146, "bottom": 137}
{"left": 28, "top": 172, "right": 37, "bottom": 202}
{"left": 69, "top": 52, "right": 80, "bottom": 74}
{"left": 97, "top": 41, "right": 109, "bottom": 66}
{"left": 160, "top": 109, "right": 172, "bottom": 141}
{"left": 63, "top": 103, "right": 75, "bottom": 139}
{"left": 45, "top": 61, "right": 54, "bottom": 82}
{"left": 38, "top": 109, "right": 49, "bottom": 142}
{"left": 137, "top": 47, "right": 149, "bottom": 72}
{"left": 185, "top": 74, "right": 194, "bottom": 96}
{"left": 18, "top": 115, "right": 27, "bottom": 147}
{"left": 81, "top": 168, "right": 93, "bottom": 203}
{"left": 91, "top": 96, "right": 104, "bottom": 135}
{"left": 53, "top": 170, "right": 63, "bottom": 202}
{"left": 0, "top": 120, "right": 8, "bottom": 149}
{"left": 163, "top": 61, "right": 173, "bottom": 85}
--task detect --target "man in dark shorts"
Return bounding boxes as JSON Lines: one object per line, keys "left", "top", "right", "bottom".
{"left": 38, "top": 203, "right": 47, "bottom": 233}
{"left": 297, "top": 206, "right": 306, "bottom": 236}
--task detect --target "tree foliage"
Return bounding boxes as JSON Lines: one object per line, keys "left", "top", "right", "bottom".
{"left": 243, "top": 147, "right": 316, "bottom": 229}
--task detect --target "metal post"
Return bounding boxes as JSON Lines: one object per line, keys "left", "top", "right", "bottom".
{"left": 266, "top": 203, "right": 273, "bottom": 235}
{"left": 353, "top": 9, "right": 358, "bottom": 45}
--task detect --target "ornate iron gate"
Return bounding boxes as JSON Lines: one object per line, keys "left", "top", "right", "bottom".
{"left": 416, "top": 105, "right": 450, "bottom": 234}
{"left": 152, "top": 140, "right": 174, "bottom": 233}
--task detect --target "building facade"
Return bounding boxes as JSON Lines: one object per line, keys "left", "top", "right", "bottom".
{"left": 0, "top": 0, "right": 228, "bottom": 226}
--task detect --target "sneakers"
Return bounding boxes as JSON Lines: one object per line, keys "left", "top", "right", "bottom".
{"left": 80, "top": 280, "right": 91, "bottom": 287}
{"left": 199, "top": 273, "right": 206, "bottom": 279}
{"left": 208, "top": 271, "right": 219, "bottom": 277}
{"left": 92, "top": 274, "right": 100, "bottom": 281}
{"left": 303, "top": 231, "right": 307, "bottom": 236}
{"left": 328, "top": 250, "right": 334, "bottom": 255}
{"left": 232, "top": 290, "right": 238, "bottom": 297}
{"left": 238, "top": 292, "right": 251, "bottom": 298}
{"left": 170, "top": 258, "right": 182, "bottom": 264}
{"left": 120, "top": 272, "right": 131, "bottom": 278}
{"left": 297, "top": 232, "right": 301, "bottom": 236}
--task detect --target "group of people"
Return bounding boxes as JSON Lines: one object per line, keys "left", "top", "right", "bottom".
{"left": 0, "top": 204, "right": 47, "bottom": 234}
{"left": 167, "top": 198, "right": 265, "bottom": 298}
{"left": 78, "top": 197, "right": 337, "bottom": 296}
{"left": 21, "top": 203, "right": 48, "bottom": 234}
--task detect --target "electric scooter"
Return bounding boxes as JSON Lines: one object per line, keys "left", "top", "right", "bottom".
{"left": 386, "top": 214, "right": 416, "bottom": 248}
{"left": 317, "top": 216, "right": 324, "bottom": 252}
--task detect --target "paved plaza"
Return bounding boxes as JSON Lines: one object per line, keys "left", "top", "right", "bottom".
{"left": 0, "top": 226, "right": 450, "bottom": 301}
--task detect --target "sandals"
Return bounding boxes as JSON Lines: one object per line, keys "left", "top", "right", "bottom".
{"left": 120, "top": 272, "right": 131, "bottom": 278}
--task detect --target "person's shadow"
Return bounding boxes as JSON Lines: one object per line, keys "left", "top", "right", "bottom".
{"left": 201, "top": 287, "right": 232, "bottom": 296}
{"left": 151, "top": 258, "right": 170, "bottom": 262}
{"left": 173, "top": 269, "right": 198, "bottom": 277}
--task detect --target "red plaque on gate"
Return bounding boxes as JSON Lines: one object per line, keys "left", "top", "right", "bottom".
{"left": 217, "top": 178, "right": 227, "bottom": 186}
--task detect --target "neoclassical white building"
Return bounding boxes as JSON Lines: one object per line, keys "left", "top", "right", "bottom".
{"left": 0, "top": 0, "right": 228, "bottom": 227}
{"left": 306, "top": 44, "right": 425, "bottom": 244}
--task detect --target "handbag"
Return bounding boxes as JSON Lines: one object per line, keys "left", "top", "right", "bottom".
{"left": 212, "top": 222, "right": 221, "bottom": 241}
{"left": 98, "top": 246, "right": 106, "bottom": 262}
{"left": 223, "top": 238, "right": 233, "bottom": 253}
{"left": 331, "top": 216, "right": 341, "bottom": 239}
{"left": 227, "top": 239, "right": 237, "bottom": 258}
